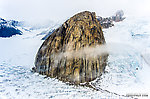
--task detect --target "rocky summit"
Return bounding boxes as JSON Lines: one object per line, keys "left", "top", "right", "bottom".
{"left": 33, "top": 11, "right": 108, "bottom": 84}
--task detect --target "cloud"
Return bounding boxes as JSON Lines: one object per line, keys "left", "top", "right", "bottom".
{"left": 0, "top": 0, "right": 150, "bottom": 24}
{"left": 51, "top": 42, "right": 136, "bottom": 64}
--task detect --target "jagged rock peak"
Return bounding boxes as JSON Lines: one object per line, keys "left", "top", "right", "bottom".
{"left": 33, "top": 11, "right": 108, "bottom": 84}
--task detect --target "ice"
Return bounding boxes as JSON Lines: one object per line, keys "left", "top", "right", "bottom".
{"left": 99, "top": 16, "right": 150, "bottom": 98}
{"left": 0, "top": 16, "right": 150, "bottom": 98}
{"left": 0, "top": 63, "right": 126, "bottom": 99}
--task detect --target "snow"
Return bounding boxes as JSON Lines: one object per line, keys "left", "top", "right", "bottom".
{"left": 0, "top": 30, "right": 43, "bottom": 68}
{"left": 99, "top": 16, "right": 150, "bottom": 98}
{"left": 0, "top": 16, "right": 150, "bottom": 98}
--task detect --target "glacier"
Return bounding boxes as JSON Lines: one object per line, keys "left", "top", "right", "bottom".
{"left": 0, "top": 16, "right": 150, "bottom": 99}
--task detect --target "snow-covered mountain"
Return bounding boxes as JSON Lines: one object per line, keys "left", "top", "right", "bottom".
{"left": 0, "top": 18, "right": 22, "bottom": 37}
{"left": 0, "top": 17, "right": 59, "bottom": 39}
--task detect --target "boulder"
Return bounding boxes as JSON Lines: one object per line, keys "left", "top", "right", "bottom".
{"left": 33, "top": 11, "right": 108, "bottom": 84}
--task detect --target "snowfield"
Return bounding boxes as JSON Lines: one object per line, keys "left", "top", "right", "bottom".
{"left": 0, "top": 16, "right": 150, "bottom": 99}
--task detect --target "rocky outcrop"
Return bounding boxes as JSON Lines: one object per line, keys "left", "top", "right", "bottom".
{"left": 97, "top": 10, "right": 125, "bottom": 29}
{"left": 33, "top": 11, "right": 108, "bottom": 84}
{"left": 112, "top": 10, "right": 125, "bottom": 22}
{"left": 97, "top": 16, "right": 114, "bottom": 29}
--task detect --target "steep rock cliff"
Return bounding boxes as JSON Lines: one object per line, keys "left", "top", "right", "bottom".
{"left": 33, "top": 11, "right": 108, "bottom": 84}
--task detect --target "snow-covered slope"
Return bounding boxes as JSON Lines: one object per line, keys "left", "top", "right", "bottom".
{"left": 0, "top": 16, "right": 150, "bottom": 99}
{"left": 96, "top": 16, "right": 150, "bottom": 98}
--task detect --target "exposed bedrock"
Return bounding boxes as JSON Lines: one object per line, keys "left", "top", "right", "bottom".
{"left": 33, "top": 11, "right": 108, "bottom": 84}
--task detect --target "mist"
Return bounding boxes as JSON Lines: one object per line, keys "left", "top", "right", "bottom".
{"left": 51, "top": 42, "right": 138, "bottom": 64}
{"left": 0, "top": 0, "right": 150, "bottom": 25}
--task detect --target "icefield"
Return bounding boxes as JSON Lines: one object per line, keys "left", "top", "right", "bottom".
{"left": 0, "top": 16, "right": 150, "bottom": 99}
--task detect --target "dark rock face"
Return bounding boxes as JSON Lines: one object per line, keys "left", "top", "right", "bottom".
{"left": 97, "top": 10, "right": 125, "bottom": 29}
{"left": 0, "top": 18, "right": 22, "bottom": 37}
{"left": 97, "top": 16, "right": 114, "bottom": 29}
{"left": 33, "top": 11, "right": 108, "bottom": 84}
{"left": 0, "top": 26, "right": 22, "bottom": 37}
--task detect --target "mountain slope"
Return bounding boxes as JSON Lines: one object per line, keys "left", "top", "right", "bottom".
{"left": 0, "top": 18, "right": 22, "bottom": 37}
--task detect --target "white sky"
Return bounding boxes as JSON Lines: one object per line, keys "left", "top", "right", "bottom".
{"left": 0, "top": 0, "right": 150, "bottom": 23}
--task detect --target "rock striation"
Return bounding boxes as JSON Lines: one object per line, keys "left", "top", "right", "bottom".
{"left": 33, "top": 11, "right": 108, "bottom": 84}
